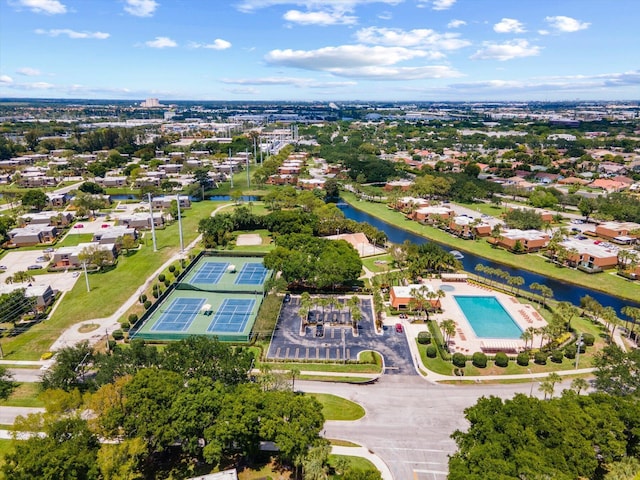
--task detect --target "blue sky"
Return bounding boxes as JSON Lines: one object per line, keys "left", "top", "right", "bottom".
{"left": 0, "top": 0, "right": 638, "bottom": 101}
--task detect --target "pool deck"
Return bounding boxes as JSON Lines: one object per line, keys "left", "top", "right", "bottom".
{"left": 404, "top": 280, "right": 547, "bottom": 355}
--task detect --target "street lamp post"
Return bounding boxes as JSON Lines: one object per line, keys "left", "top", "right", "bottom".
{"left": 528, "top": 368, "right": 534, "bottom": 397}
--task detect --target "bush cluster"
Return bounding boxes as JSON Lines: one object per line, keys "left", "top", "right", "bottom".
{"left": 426, "top": 345, "right": 437, "bottom": 358}
{"left": 417, "top": 331, "right": 431, "bottom": 345}
{"left": 472, "top": 352, "right": 487, "bottom": 368}
{"left": 534, "top": 351, "right": 548, "bottom": 365}
{"left": 550, "top": 350, "right": 564, "bottom": 363}
{"left": 517, "top": 352, "right": 530, "bottom": 366}
{"left": 494, "top": 352, "right": 509, "bottom": 367}
{"left": 452, "top": 352, "right": 467, "bottom": 368}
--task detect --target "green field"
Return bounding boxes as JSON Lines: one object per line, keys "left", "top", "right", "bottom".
{"left": 307, "top": 393, "right": 366, "bottom": 421}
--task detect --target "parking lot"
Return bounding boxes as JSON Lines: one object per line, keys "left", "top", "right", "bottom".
{"left": 267, "top": 295, "right": 416, "bottom": 375}
{"left": 0, "top": 249, "right": 80, "bottom": 293}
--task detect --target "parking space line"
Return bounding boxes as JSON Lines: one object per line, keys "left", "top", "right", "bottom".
{"left": 315, "top": 347, "right": 319, "bottom": 358}
{"left": 295, "top": 347, "right": 299, "bottom": 358}
{"left": 305, "top": 347, "right": 309, "bottom": 359}
{"left": 285, "top": 347, "right": 290, "bottom": 357}
{"left": 275, "top": 347, "right": 281, "bottom": 357}
{"left": 325, "top": 348, "right": 330, "bottom": 359}
{"left": 346, "top": 348, "right": 350, "bottom": 359}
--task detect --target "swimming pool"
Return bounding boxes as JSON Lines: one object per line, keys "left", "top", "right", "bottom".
{"left": 454, "top": 295, "right": 523, "bottom": 339}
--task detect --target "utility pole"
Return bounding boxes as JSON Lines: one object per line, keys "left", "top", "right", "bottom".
{"left": 246, "top": 148, "right": 250, "bottom": 188}
{"left": 82, "top": 260, "right": 90, "bottom": 292}
{"left": 147, "top": 193, "right": 157, "bottom": 252}
{"left": 177, "top": 195, "right": 184, "bottom": 253}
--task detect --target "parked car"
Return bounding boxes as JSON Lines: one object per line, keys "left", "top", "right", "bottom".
{"left": 27, "top": 265, "right": 43, "bottom": 270}
{"left": 315, "top": 325, "right": 324, "bottom": 337}
{"left": 594, "top": 240, "right": 601, "bottom": 244}
{"left": 284, "top": 293, "right": 291, "bottom": 303}
{"left": 36, "top": 257, "right": 46, "bottom": 263}
{"left": 395, "top": 323, "right": 403, "bottom": 333}
{"left": 73, "top": 224, "right": 84, "bottom": 229}
{"left": 43, "top": 247, "right": 54, "bottom": 253}
{"left": 72, "top": 271, "right": 81, "bottom": 278}
{"left": 101, "top": 224, "right": 110, "bottom": 228}
{"left": 0, "top": 265, "right": 7, "bottom": 271}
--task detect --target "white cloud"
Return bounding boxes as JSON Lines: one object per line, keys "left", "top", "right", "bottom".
{"left": 265, "top": 44, "right": 462, "bottom": 80}
{"left": 190, "top": 39, "right": 232, "bottom": 50}
{"left": 12, "top": 0, "right": 66, "bottom": 14}
{"left": 35, "top": 28, "right": 110, "bottom": 39}
{"left": 493, "top": 18, "right": 525, "bottom": 33}
{"left": 283, "top": 9, "right": 357, "bottom": 25}
{"left": 0, "top": 75, "right": 14, "bottom": 84}
{"left": 355, "top": 27, "right": 470, "bottom": 52}
{"left": 124, "top": 0, "right": 159, "bottom": 17}
{"left": 223, "top": 87, "right": 260, "bottom": 95}
{"left": 447, "top": 19, "right": 466, "bottom": 28}
{"left": 471, "top": 39, "right": 541, "bottom": 61}
{"left": 544, "top": 16, "right": 590, "bottom": 33}
{"left": 145, "top": 36, "right": 177, "bottom": 48}
{"left": 378, "top": 11, "right": 392, "bottom": 20}
{"left": 417, "top": 0, "right": 456, "bottom": 10}
{"left": 220, "top": 76, "right": 357, "bottom": 88}
{"left": 236, "top": 0, "right": 402, "bottom": 13}
{"left": 17, "top": 67, "right": 41, "bottom": 76}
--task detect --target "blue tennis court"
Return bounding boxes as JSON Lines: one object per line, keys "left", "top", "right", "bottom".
{"left": 151, "top": 298, "right": 205, "bottom": 332}
{"left": 235, "top": 263, "right": 268, "bottom": 285}
{"left": 192, "top": 262, "right": 229, "bottom": 285}
{"left": 207, "top": 298, "right": 255, "bottom": 333}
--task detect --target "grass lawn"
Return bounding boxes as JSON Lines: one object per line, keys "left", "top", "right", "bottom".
{"left": 307, "top": 393, "right": 365, "bottom": 421}
{"left": 342, "top": 192, "right": 639, "bottom": 302}
{"left": 327, "top": 454, "right": 378, "bottom": 478}
{"left": 218, "top": 202, "right": 271, "bottom": 217}
{"left": 361, "top": 254, "right": 394, "bottom": 274}
{"left": 0, "top": 200, "right": 224, "bottom": 360}
{"left": 54, "top": 233, "right": 94, "bottom": 247}
{"left": 0, "top": 382, "right": 44, "bottom": 408}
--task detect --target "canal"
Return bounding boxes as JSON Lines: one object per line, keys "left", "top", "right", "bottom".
{"left": 338, "top": 202, "right": 639, "bottom": 315}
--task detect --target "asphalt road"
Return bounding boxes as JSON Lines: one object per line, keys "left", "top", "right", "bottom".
{"left": 299, "top": 375, "right": 558, "bottom": 480}
{"left": 267, "top": 296, "right": 415, "bottom": 375}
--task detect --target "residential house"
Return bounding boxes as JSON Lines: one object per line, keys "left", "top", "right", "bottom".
{"left": 8, "top": 225, "right": 58, "bottom": 246}
{"left": 412, "top": 205, "right": 454, "bottom": 224}
{"left": 115, "top": 212, "right": 164, "bottom": 229}
{"left": 490, "top": 229, "right": 549, "bottom": 253}
{"left": 588, "top": 178, "right": 629, "bottom": 193}
{"left": 389, "top": 284, "right": 440, "bottom": 310}
{"left": 96, "top": 176, "right": 128, "bottom": 187}
{"left": 449, "top": 216, "right": 492, "bottom": 239}
{"left": 20, "top": 211, "right": 73, "bottom": 227}
{"left": 0, "top": 284, "right": 55, "bottom": 312}
{"left": 559, "top": 239, "right": 618, "bottom": 273}
{"left": 151, "top": 195, "right": 191, "bottom": 210}
{"left": 383, "top": 180, "right": 413, "bottom": 191}
{"left": 45, "top": 192, "right": 69, "bottom": 208}
{"left": 595, "top": 221, "right": 640, "bottom": 244}
{"left": 51, "top": 242, "right": 117, "bottom": 268}
{"left": 297, "top": 178, "right": 325, "bottom": 190}
{"left": 92, "top": 226, "right": 137, "bottom": 245}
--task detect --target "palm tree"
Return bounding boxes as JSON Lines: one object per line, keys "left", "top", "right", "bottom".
{"left": 621, "top": 306, "right": 640, "bottom": 339}
{"left": 520, "top": 329, "right": 534, "bottom": 350}
{"left": 440, "top": 319, "right": 456, "bottom": 348}
{"left": 290, "top": 367, "right": 301, "bottom": 392}
{"left": 538, "top": 372, "right": 562, "bottom": 399}
{"left": 570, "top": 377, "right": 589, "bottom": 395}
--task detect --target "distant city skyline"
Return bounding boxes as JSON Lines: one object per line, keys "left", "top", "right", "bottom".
{"left": 0, "top": 0, "right": 638, "bottom": 101}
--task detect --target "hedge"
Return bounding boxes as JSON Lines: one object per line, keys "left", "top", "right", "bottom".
{"left": 452, "top": 352, "right": 467, "bottom": 368}
{"left": 582, "top": 333, "right": 595, "bottom": 346}
{"left": 426, "top": 345, "right": 437, "bottom": 358}
{"left": 517, "top": 352, "right": 530, "bottom": 366}
{"left": 550, "top": 350, "right": 564, "bottom": 363}
{"left": 534, "top": 351, "right": 548, "bottom": 365}
{"left": 472, "top": 352, "right": 487, "bottom": 368}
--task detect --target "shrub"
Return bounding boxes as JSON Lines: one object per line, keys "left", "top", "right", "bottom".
{"left": 112, "top": 329, "right": 124, "bottom": 341}
{"left": 517, "top": 352, "right": 530, "bottom": 366}
{"left": 168, "top": 265, "right": 176, "bottom": 273}
{"left": 564, "top": 344, "right": 577, "bottom": 359}
{"left": 472, "top": 352, "right": 488, "bottom": 368}
{"left": 417, "top": 331, "right": 431, "bottom": 345}
{"left": 120, "top": 321, "right": 130, "bottom": 332}
{"left": 452, "top": 352, "right": 467, "bottom": 368}
{"left": 174, "top": 268, "right": 181, "bottom": 277}
{"left": 139, "top": 294, "right": 147, "bottom": 303}
{"left": 582, "top": 333, "right": 595, "bottom": 346}
{"left": 494, "top": 352, "right": 509, "bottom": 368}
{"left": 534, "top": 351, "right": 548, "bottom": 365}
{"left": 143, "top": 300, "right": 152, "bottom": 309}
{"left": 426, "top": 345, "right": 437, "bottom": 358}
{"left": 128, "top": 314, "right": 138, "bottom": 325}
{"left": 158, "top": 273, "right": 166, "bottom": 283}
{"left": 550, "top": 350, "right": 564, "bottom": 363}
{"left": 108, "top": 340, "right": 117, "bottom": 351}
{"left": 164, "top": 279, "right": 171, "bottom": 287}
